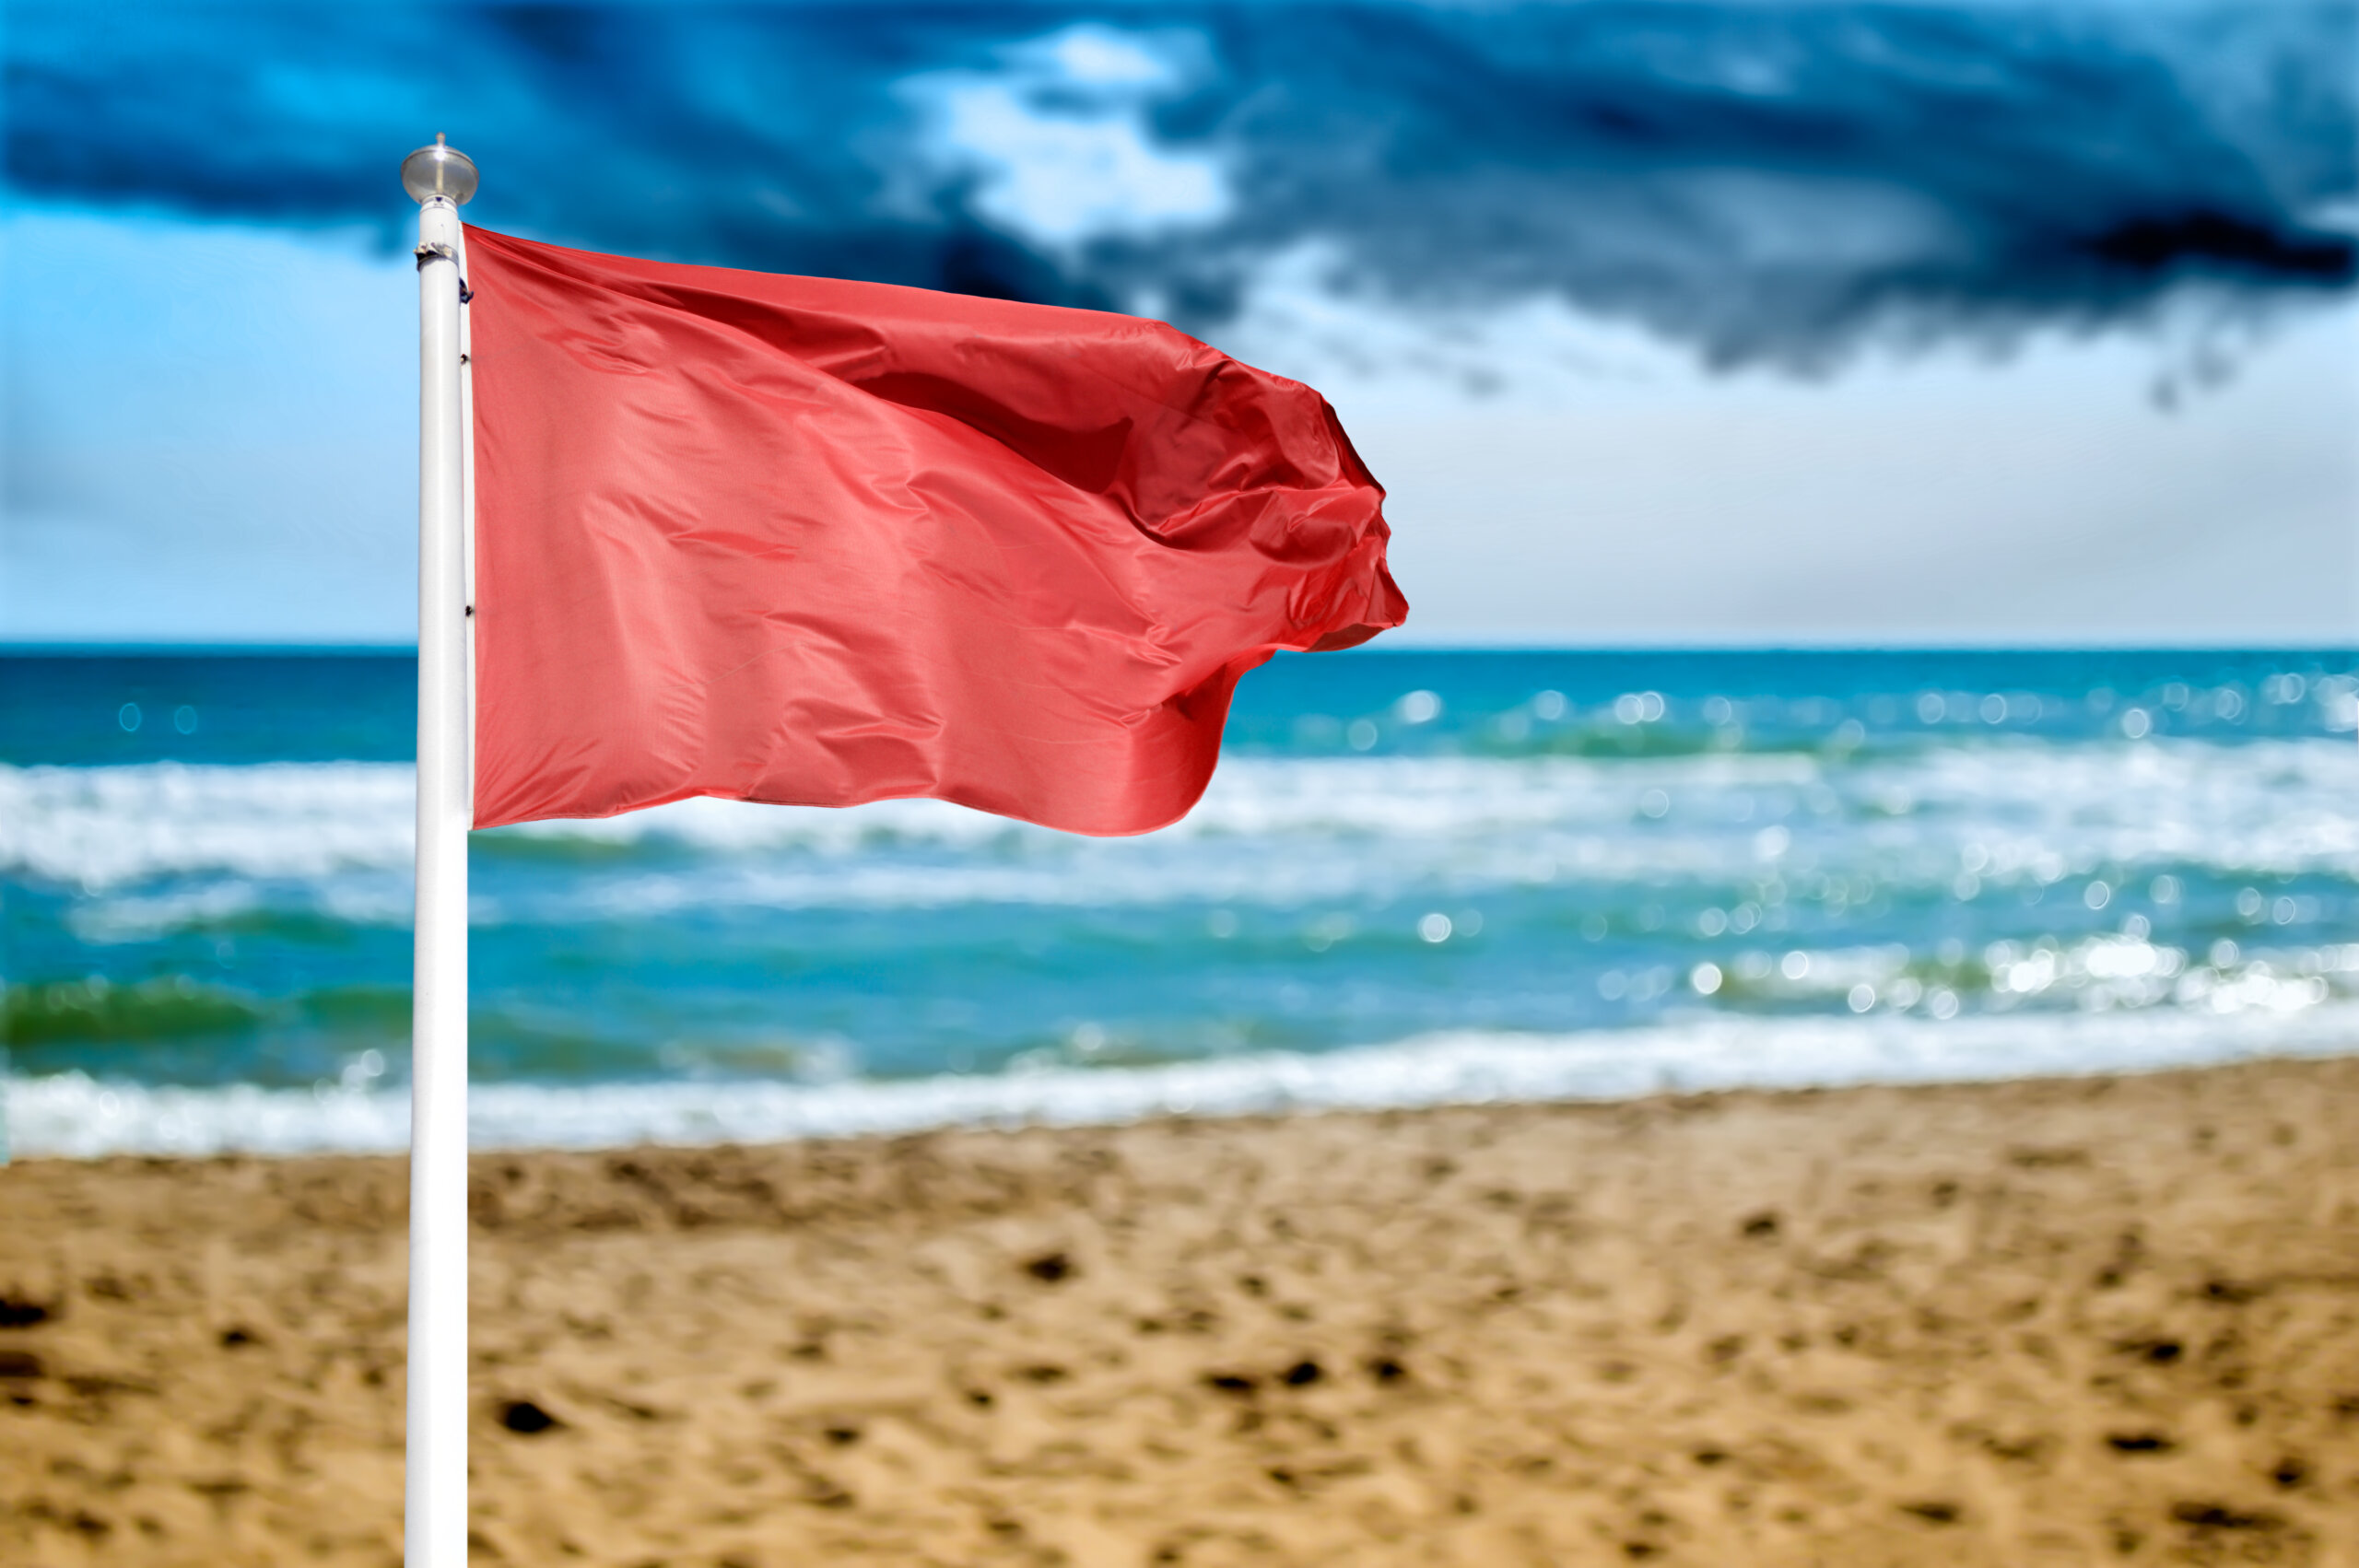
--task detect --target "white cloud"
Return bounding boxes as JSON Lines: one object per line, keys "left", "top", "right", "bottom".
{"left": 904, "top": 25, "right": 1230, "bottom": 249}
{"left": 1213, "top": 242, "right": 1703, "bottom": 407}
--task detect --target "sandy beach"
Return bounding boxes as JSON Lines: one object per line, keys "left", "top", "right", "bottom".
{"left": 5, "top": 1056, "right": 2357, "bottom": 1566}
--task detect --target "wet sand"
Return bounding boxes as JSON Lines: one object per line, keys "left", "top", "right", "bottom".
{"left": 5, "top": 1056, "right": 2358, "bottom": 1566}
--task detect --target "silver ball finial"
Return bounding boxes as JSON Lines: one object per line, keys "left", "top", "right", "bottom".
{"left": 401, "top": 134, "right": 479, "bottom": 205}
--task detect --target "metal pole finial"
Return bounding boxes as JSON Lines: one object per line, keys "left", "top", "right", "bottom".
{"left": 401, "top": 135, "right": 479, "bottom": 205}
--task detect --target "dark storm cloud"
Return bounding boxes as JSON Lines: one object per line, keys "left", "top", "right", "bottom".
{"left": 7, "top": 2, "right": 2352, "bottom": 366}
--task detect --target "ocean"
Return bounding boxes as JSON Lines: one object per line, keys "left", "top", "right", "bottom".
{"left": 5, "top": 649, "right": 2355, "bottom": 1159}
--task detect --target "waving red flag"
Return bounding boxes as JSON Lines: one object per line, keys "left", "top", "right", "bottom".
{"left": 463, "top": 228, "right": 1405, "bottom": 836}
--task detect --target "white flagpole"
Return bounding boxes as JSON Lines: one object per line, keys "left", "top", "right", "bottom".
{"left": 400, "top": 134, "right": 478, "bottom": 1568}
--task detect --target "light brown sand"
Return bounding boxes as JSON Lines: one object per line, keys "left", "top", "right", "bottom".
{"left": 4, "top": 1057, "right": 2358, "bottom": 1567}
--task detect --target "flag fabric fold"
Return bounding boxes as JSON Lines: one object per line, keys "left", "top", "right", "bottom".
{"left": 464, "top": 227, "right": 1406, "bottom": 836}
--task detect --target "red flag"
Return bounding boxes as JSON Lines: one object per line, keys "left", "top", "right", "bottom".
{"left": 463, "top": 228, "right": 1406, "bottom": 836}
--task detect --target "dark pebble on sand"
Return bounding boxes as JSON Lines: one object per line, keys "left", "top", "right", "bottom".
{"left": 499, "top": 1399, "right": 559, "bottom": 1434}
{"left": 2172, "top": 1502, "right": 2279, "bottom": 1531}
{"left": 1282, "top": 1359, "right": 1322, "bottom": 1387}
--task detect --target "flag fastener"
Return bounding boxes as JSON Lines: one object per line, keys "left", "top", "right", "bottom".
{"left": 414, "top": 242, "right": 474, "bottom": 304}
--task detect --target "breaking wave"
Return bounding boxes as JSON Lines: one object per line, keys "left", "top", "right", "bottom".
{"left": 12, "top": 1002, "right": 2357, "bottom": 1160}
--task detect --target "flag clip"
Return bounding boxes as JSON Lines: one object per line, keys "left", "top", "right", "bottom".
{"left": 415, "top": 241, "right": 474, "bottom": 304}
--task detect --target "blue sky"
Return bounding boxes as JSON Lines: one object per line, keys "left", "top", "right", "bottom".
{"left": 6, "top": 2, "right": 2354, "bottom": 644}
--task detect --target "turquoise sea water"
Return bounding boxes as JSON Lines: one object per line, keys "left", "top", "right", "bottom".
{"left": 5, "top": 649, "right": 2356, "bottom": 1156}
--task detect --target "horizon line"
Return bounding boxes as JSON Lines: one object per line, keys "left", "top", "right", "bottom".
{"left": 5, "top": 641, "right": 2355, "bottom": 658}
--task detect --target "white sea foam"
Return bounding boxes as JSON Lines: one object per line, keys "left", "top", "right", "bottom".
{"left": 0, "top": 761, "right": 417, "bottom": 886}
{"left": 8, "top": 739, "right": 2358, "bottom": 912}
{"left": 10, "top": 1004, "right": 2355, "bottom": 1160}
